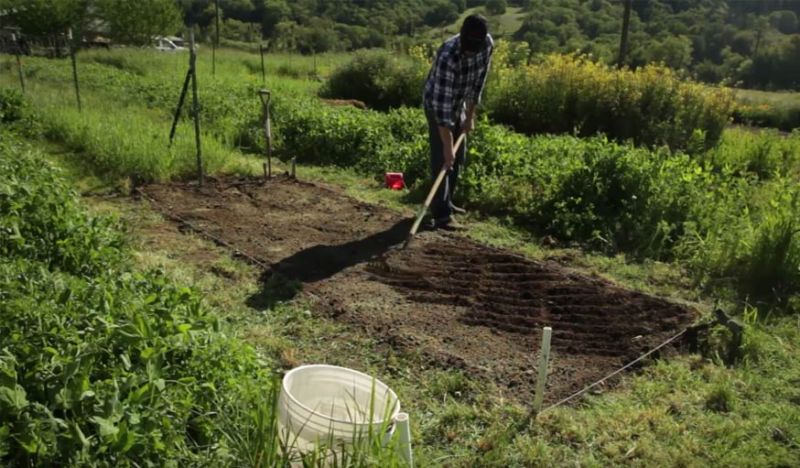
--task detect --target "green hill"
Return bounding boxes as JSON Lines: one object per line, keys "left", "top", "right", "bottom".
{"left": 427, "top": 5, "right": 527, "bottom": 39}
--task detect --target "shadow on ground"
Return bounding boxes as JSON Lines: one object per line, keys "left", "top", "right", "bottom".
{"left": 246, "top": 218, "right": 414, "bottom": 310}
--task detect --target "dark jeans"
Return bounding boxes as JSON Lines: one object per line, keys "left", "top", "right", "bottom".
{"left": 425, "top": 108, "right": 466, "bottom": 222}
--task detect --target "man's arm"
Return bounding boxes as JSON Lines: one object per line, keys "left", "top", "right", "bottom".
{"left": 437, "top": 126, "right": 455, "bottom": 169}
{"left": 464, "top": 103, "right": 478, "bottom": 134}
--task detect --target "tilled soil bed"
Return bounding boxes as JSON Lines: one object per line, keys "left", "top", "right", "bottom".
{"left": 140, "top": 175, "right": 696, "bottom": 403}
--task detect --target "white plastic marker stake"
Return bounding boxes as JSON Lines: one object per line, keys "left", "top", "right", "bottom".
{"left": 395, "top": 412, "right": 413, "bottom": 467}
{"left": 533, "top": 326, "right": 553, "bottom": 415}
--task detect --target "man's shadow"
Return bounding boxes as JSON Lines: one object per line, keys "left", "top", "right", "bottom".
{"left": 246, "top": 218, "right": 414, "bottom": 310}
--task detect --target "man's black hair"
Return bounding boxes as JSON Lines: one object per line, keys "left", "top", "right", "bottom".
{"left": 460, "top": 14, "right": 488, "bottom": 52}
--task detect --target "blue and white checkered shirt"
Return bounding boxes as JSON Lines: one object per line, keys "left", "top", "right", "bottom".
{"left": 423, "top": 34, "right": 494, "bottom": 130}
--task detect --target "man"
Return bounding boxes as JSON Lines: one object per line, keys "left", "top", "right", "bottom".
{"left": 423, "top": 14, "right": 494, "bottom": 230}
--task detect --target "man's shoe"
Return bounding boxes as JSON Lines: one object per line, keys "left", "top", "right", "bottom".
{"left": 434, "top": 216, "right": 466, "bottom": 231}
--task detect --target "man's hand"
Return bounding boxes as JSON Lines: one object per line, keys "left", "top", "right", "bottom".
{"left": 463, "top": 117, "right": 475, "bottom": 134}
{"left": 443, "top": 145, "right": 456, "bottom": 169}
{"left": 437, "top": 126, "right": 456, "bottom": 170}
{"left": 464, "top": 104, "right": 478, "bottom": 134}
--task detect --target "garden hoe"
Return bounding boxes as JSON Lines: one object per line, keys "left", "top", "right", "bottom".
{"left": 403, "top": 133, "right": 466, "bottom": 249}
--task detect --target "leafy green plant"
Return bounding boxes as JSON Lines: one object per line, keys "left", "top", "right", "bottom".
{"left": 0, "top": 132, "right": 408, "bottom": 466}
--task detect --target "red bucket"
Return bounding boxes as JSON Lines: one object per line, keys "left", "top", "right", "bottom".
{"left": 384, "top": 172, "right": 405, "bottom": 190}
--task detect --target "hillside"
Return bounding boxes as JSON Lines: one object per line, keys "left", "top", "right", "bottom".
{"left": 3, "top": 0, "right": 799, "bottom": 89}
{"left": 190, "top": 0, "right": 800, "bottom": 90}
{"left": 425, "top": 5, "right": 528, "bottom": 40}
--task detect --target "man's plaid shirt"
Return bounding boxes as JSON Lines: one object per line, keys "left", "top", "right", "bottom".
{"left": 423, "top": 34, "right": 494, "bottom": 130}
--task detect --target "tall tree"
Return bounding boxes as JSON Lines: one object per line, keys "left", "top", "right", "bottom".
{"left": 617, "top": 0, "right": 632, "bottom": 68}
{"left": 97, "top": 0, "right": 183, "bottom": 45}
{"left": 5, "top": 0, "right": 89, "bottom": 37}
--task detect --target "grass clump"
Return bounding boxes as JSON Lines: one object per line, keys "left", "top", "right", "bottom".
{"left": 733, "top": 88, "right": 800, "bottom": 132}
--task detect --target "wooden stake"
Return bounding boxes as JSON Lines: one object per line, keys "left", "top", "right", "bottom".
{"left": 533, "top": 326, "right": 552, "bottom": 415}
{"left": 168, "top": 69, "right": 192, "bottom": 147}
{"left": 212, "top": 0, "right": 220, "bottom": 76}
{"left": 11, "top": 34, "right": 25, "bottom": 93}
{"left": 189, "top": 29, "right": 204, "bottom": 186}
{"left": 259, "top": 44, "right": 266, "bottom": 85}
{"left": 68, "top": 29, "right": 81, "bottom": 111}
{"left": 258, "top": 89, "right": 272, "bottom": 178}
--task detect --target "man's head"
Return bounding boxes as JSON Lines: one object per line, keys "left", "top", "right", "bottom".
{"left": 460, "top": 14, "right": 489, "bottom": 54}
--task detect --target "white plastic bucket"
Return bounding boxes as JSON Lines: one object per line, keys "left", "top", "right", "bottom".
{"left": 278, "top": 364, "right": 401, "bottom": 451}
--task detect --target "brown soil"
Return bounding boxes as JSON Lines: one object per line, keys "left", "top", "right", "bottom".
{"left": 140, "top": 175, "right": 696, "bottom": 404}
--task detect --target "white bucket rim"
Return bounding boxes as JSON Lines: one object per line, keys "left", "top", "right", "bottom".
{"left": 282, "top": 364, "right": 400, "bottom": 425}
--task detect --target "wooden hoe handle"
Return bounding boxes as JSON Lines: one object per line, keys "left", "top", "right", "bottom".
{"left": 408, "top": 133, "right": 466, "bottom": 239}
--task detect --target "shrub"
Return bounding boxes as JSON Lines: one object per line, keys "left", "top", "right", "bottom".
{"left": 0, "top": 88, "right": 27, "bottom": 124}
{"left": 319, "top": 50, "right": 426, "bottom": 111}
{"left": 486, "top": 52, "right": 734, "bottom": 152}
{"left": 0, "top": 138, "right": 125, "bottom": 275}
{"left": 0, "top": 88, "right": 39, "bottom": 135}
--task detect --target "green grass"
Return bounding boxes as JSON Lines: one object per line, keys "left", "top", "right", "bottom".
{"left": 4, "top": 47, "right": 800, "bottom": 465}
{"left": 733, "top": 88, "right": 800, "bottom": 132}
{"left": 734, "top": 89, "right": 800, "bottom": 110}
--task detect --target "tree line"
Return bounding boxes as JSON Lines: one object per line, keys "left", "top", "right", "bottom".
{"left": 1, "top": 0, "right": 798, "bottom": 90}
{"left": 515, "top": 0, "right": 800, "bottom": 90}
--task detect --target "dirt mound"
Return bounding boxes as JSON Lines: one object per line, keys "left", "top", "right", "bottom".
{"left": 140, "top": 175, "right": 696, "bottom": 403}
{"left": 368, "top": 238, "right": 692, "bottom": 359}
